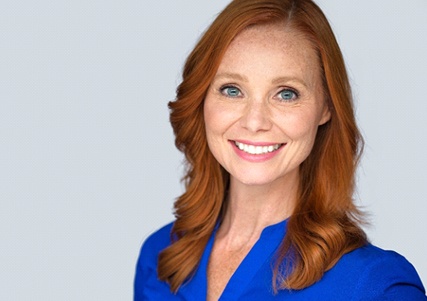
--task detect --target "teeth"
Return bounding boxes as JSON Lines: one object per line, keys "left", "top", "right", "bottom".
{"left": 234, "top": 141, "right": 281, "bottom": 155}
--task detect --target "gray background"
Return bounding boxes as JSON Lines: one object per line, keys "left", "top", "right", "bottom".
{"left": 1, "top": 0, "right": 426, "bottom": 300}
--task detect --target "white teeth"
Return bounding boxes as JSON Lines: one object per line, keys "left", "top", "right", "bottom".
{"left": 234, "top": 141, "right": 281, "bottom": 155}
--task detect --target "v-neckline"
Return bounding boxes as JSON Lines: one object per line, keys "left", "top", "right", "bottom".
{"left": 179, "top": 219, "right": 288, "bottom": 300}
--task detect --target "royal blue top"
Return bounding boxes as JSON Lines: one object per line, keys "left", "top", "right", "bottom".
{"left": 134, "top": 220, "right": 426, "bottom": 300}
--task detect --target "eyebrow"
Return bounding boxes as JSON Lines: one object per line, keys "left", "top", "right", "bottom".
{"left": 213, "top": 72, "right": 248, "bottom": 82}
{"left": 213, "top": 72, "right": 308, "bottom": 88}
{"left": 271, "top": 76, "right": 308, "bottom": 88}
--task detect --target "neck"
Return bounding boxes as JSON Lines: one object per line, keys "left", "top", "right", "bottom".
{"left": 217, "top": 174, "right": 298, "bottom": 247}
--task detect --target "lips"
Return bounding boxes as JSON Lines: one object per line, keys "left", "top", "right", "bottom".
{"left": 234, "top": 141, "right": 283, "bottom": 155}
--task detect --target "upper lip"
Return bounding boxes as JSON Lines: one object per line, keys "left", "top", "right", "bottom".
{"left": 231, "top": 139, "right": 283, "bottom": 146}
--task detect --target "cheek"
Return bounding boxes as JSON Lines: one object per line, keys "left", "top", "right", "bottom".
{"left": 203, "top": 102, "right": 230, "bottom": 166}
{"left": 276, "top": 110, "right": 320, "bottom": 142}
{"left": 204, "top": 99, "right": 238, "bottom": 135}
{"left": 203, "top": 100, "right": 228, "bottom": 148}
{"left": 203, "top": 102, "right": 220, "bottom": 137}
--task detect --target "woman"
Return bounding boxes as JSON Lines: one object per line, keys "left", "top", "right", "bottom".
{"left": 134, "top": 0, "right": 426, "bottom": 300}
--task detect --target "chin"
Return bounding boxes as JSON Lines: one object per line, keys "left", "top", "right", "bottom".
{"left": 232, "top": 173, "right": 280, "bottom": 187}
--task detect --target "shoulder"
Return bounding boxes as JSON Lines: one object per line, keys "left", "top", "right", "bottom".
{"left": 343, "top": 244, "right": 422, "bottom": 283}
{"left": 134, "top": 222, "right": 175, "bottom": 300}
{"left": 136, "top": 222, "right": 174, "bottom": 273}
{"left": 139, "top": 222, "right": 174, "bottom": 261}
{"left": 328, "top": 244, "right": 426, "bottom": 300}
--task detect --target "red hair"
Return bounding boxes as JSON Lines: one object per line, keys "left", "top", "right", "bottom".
{"left": 159, "top": 0, "right": 366, "bottom": 292}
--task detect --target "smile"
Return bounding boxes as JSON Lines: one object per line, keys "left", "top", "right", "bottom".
{"left": 234, "top": 141, "right": 283, "bottom": 155}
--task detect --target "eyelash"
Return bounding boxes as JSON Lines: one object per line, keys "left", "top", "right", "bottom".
{"left": 219, "top": 85, "right": 300, "bottom": 102}
{"left": 219, "top": 85, "right": 242, "bottom": 98}
{"left": 276, "top": 88, "right": 299, "bottom": 102}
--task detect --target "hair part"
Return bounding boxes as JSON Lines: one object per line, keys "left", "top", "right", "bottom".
{"left": 159, "top": 0, "right": 367, "bottom": 293}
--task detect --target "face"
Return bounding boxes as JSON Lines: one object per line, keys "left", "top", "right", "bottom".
{"left": 203, "top": 23, "right": 331, "bottom": 187}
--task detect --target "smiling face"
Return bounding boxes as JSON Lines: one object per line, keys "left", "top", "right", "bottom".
{"left": 203, "top": 23, "right": 331, "bottom": 188}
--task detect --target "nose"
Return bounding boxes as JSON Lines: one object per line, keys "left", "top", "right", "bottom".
{"left": 239, "top": 101, "right": 273, "bottom": 133}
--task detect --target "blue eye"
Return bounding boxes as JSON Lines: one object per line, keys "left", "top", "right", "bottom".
{"left": 278, "top": 89, "right": 298, "bottom": 101}
{"left": 221, "top": 86, "right": 242, "bottom": 97}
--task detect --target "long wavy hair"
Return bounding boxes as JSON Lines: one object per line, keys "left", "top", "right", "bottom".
{"left": 159, "top": 0, "right": 367, "bottom": 293}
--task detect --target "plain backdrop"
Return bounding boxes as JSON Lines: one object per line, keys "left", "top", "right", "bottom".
{"left": 1, "top": 1, "right": 426, "bottom": 300}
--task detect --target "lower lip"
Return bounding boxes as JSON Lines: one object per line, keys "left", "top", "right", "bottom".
{"left": 230, "top": 141, "right": 284, "bottom": 162}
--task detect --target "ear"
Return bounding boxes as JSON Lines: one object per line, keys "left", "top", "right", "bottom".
{"left": 318, "top": 104, "right": 331, "bottom": 126}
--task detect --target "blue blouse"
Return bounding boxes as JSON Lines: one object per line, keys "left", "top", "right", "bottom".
{"left": 134, "top": 220, "right": 426, "bottom": 300}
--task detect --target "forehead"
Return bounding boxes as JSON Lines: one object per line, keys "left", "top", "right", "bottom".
{"left": 218, "top": 23, "right": 321, "bottom": 84}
